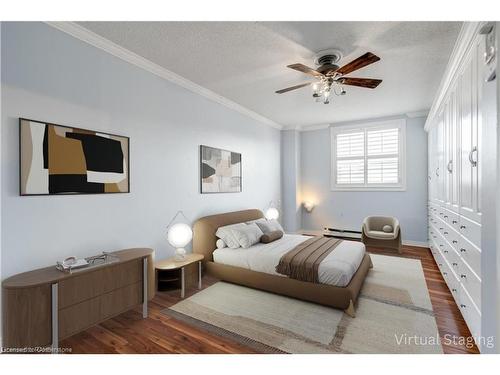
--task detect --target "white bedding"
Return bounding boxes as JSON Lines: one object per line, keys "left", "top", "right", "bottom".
{"left": 213, "top": 234, "right": 365, "bottom": 287}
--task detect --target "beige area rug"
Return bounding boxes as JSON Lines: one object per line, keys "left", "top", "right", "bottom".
{"left": 162, "top": 254, "right": 443, "bottom": 354}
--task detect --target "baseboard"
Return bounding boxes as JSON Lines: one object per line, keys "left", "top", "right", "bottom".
{"left": 402, "top": 240, "right": 429, "bottom": 248}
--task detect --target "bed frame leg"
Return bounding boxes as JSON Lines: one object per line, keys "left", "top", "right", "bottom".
{"left": 344, "top": 300, "right": 356, "bottom": 318}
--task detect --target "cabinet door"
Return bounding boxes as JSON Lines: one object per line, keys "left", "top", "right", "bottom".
{"left": 447, "top": 88, "right": 460, "bottom": 212}
{"left": 436, "top": 110, "right": 445, "bottom": 203}
{"left": 459, "top": 38, "right": 482, "bottom": 224}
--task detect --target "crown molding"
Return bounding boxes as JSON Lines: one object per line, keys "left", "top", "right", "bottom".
{"left": 45, "top": 22, "right": 282, "bottom": 130}
{"left": 424, "top": 22, "right": 482, "bottom": 131}
{"left": 406, "top": 109, "right": 429, "bottom": 118}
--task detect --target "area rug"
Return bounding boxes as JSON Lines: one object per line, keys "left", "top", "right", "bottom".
{"left": 161, "top": 254, "right": 443, "bottom": 354}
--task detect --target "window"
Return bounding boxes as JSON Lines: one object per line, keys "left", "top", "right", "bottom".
{"left": 331, "top": 119, "right": 406, "bottom": 191}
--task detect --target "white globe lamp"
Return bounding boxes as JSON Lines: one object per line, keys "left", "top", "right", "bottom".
{"left": 265, "top": 207, "right": 280, "bottom": 221}
{"left": 167, "top": 222, "right": 193, "bottom": 260}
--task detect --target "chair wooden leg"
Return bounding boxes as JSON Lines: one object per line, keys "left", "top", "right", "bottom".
{"left": 344, "top": 300, "right": 356, "bottom": 318}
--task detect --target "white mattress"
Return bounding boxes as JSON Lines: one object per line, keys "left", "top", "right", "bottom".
{"left": 213, "top": 234, "right": 365, "bottom": 287}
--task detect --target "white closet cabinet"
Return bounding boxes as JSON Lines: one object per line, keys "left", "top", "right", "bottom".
{"left": 427, "top": 30, "right": 486, "bottom": 350}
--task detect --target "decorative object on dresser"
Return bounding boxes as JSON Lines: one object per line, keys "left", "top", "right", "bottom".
{"left": 2, "top": 248, "right": 155, "bottom": 352}
{"left": 200, "top": 145, "right": 241, "bottom": 193}
{"left": 426, "top": 23, "right": 491, "bottom": 351}
{"left": 361, "top": 216, "right": 402, "bottom": 254}
{"left": 166, "top": 210, "right": 193, "bottom": 260}
{"left": 19, "top": 118, "right": 130, "bottom": 195}
{"left": 155, "top": 253, "right": 204, "bottom": 298}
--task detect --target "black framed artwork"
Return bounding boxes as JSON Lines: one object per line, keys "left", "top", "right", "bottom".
{"left": 19, "top": 118, "right": 130, "bottom": 195}
{"left": 200, "top": 145, "right": 241, "bottom": 193}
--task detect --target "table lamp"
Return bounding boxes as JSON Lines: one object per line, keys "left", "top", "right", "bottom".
{"left": 166, "top": 211, "right": 193, "bottom": 260}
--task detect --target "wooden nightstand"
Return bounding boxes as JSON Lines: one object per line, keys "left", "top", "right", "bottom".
{"left": 155, "top": 253, "right": 204, "bottom": 298}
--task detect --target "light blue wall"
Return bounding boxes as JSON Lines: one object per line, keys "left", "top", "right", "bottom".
{"left": 300, "top": 116, "right": 428, "bottom": 243}
{"left": 281, "top": 129, "right": 301, "bottom": 232}
{"left": 1, "top": 22, "right": 281, "bottom": 277}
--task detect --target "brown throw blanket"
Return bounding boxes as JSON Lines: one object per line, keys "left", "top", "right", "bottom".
{"left": 276, "top": 236, "right": 343, "bottom": 283}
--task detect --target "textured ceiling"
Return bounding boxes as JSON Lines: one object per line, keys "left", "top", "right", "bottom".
{"left": 78, "top": 21, "right": 461, "bottom": 128}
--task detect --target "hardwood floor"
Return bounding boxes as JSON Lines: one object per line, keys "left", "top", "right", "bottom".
{"left": 60, "top": 245, "right": 479, "bottom": 354}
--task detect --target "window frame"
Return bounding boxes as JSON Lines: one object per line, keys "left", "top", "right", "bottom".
{"left": 330, "top": 119, "right": 407, "bottom": 192}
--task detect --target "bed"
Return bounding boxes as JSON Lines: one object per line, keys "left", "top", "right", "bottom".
{"left": 193, "top": 209, "right": 373, "bottom": 317}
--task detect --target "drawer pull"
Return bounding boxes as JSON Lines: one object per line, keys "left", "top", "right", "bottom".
{"left": 439, "top": 244, "right": 444, "bottom": 247}
{"left": 452, "top": 220, "right": 458, "bottom": 224}
{"left": 460, "top": 225, "right": 466, "bottom": 229}
{"left": 444, "top": 232, "right": 449, "bottom": 235}
{"left": 444, "top": 250, "right": 449, "bottom": 253}
{"left": 460, "top": 304, "right": 467, "bottom": 308}
{"left": 452, "top": 288, "right": 457, "bottom": 292}
{"left": 452, "top": 240, "right": 458, "bottom": 244}
{"left": 452, "top": 262, "right": 458, "bottom": 266}
{"left": 438, "top": 263, "right": 443, "bottom": 267}
{"left": 443, "top": 272, "right": 448, "bottom": 276}
{"left": 439, "top": 227, "right": 444, "bottom": 230}
{"left": 444, "top": 215, "right": 448, "bottom": 219}
{"left": 460, "top": 274, "right": 467, "bottom": 279}
{"left": 433, "top": 236, "right": 437, "bottom": 239}
{"left": 460, "top": 248, "right": 466, "bottom": 253}
{"left": 447, "top": 160, "right": 453, "bottom": 173}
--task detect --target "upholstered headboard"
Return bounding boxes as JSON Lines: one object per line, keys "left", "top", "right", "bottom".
{"left": 192, "top": 209, "right": 264, "bottom": 261}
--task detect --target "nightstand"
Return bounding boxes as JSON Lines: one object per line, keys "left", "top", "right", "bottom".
{"left": 155, "top": 253, "right": 204, "bottom": 298}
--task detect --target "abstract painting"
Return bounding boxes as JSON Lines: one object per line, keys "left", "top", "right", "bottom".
{"left": 20, "top": 118, "right": 129, "bottom": 195}
{"left": 200, "top": 145, "right": 241, "bottom": 193}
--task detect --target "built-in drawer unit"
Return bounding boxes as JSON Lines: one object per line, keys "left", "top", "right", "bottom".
{"left": 459, "top": 215, "right": 481, "bottom": 250}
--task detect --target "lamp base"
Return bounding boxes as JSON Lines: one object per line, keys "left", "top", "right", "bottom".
{"left": 175, "top": 248, "right": 186, "bottom": 261}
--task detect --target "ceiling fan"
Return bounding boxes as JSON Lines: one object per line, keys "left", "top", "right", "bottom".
{"left": 276, "top": 50, "right": 382, "bottom": 104}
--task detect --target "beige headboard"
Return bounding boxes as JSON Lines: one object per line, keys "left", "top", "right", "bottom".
{"left": 192, "top": 209, "right": 264, "bottom": 261}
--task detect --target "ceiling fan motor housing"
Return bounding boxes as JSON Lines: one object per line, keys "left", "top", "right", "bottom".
{"left": 314, "top": 49, "right": 343, "bottom": 74}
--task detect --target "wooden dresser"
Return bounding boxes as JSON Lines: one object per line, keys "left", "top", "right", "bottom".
{"left": 2, "top": 248, "right": 155, "bottom": 351}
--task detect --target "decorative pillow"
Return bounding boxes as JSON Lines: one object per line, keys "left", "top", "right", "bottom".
{"left": 382, "top": 225, "right": 393, "bottom": 233}
{"left": 260, "top": 230, "right": 284, "bottom": 244}
{"left": 216, "top": 239, "right": 227, "bottom": 249}
{"left": 230, "top": 223, "right": 263, "bottom": 249}
{"left": 245, "top": 218, "right": 267, "bottom": 225}
{"left": 256, "top": 219, "right": 284, "bottom": 234}
{"left": 216, "top": 223, "right": 247, "bottom": 249}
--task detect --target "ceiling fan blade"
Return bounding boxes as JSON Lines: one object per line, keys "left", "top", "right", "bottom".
{"left": 336, "top": 52, "right": 380, "bottom": 75}
{"left": 275, "top": 82, "right": 312, "bottom": 94}
{"left": 338, "top": 77, "right": 382, "bottom": 89}
{"left": 287, "top": 63, "right": 323, "bottom": 77}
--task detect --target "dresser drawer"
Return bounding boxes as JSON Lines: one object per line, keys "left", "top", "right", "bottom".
{"left": 58, "top": 269, "right": 105, "bottom": 309}
{"left": 459, "top": 216, "right": 481, "bottom": 249}
{"left": 100, "top": 281, "right": 143, "bottom": 319}
{"left": 458, "top": 236, "right": 481, "bottom": 276}
{"left": 59, "top": 296, "right": 101, "bottom": 339}
{"left": 101, "top": 259, "right": 142, "bottom": 293}
{"left": 457, "top": 259, "right": 481, "bottom": 310}
{"left": 459, "top": 285, "right": 481, "bottom": 340}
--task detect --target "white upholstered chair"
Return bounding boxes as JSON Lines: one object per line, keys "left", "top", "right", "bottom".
{"left": 362, "top": 216, "right": 402, "bottom": 254}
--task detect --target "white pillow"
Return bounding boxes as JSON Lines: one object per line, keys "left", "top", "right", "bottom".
{"left": 216, "top": 223, "right": 247, "bottom": 249}
{"left": 230, "top": 223, "right": 263, "bottom": 249}
{"left": 256, "top": 219, "right": 284, "bottom": 234}
{"left": 216, "top": 239, "right": 227, "bottom": 249}
{"left": 382, "top": 225, "right": 393, "bottom": 233}
{"left": 246, "top": 218, "right": 266, "bottom": 225}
